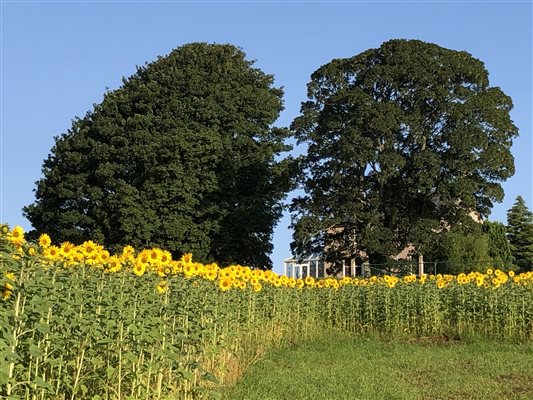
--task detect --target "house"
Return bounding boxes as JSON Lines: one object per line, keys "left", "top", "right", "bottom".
{"left": 284, "top": 208, "right": 483, "bottom": 278}
{"left": 283, "top": 256, "right": 358, "bottom": 279}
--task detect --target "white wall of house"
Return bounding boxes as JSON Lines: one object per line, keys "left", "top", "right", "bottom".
{"left": 283, "top": 257, "right": 358, "bottom": 278}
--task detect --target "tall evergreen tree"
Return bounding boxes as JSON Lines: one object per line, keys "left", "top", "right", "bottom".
{"left": 291, "top": 39, "right": 518, "bottom": 269}
{"left": 24, "top": 43, "right": 293, "bottom": 268}
{"left": 507, "top": 196, "right": 533, "bottom": 271}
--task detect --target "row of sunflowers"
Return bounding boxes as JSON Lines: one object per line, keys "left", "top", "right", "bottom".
{"left": 3, "top": 225, "right": 532, "bottom": 301}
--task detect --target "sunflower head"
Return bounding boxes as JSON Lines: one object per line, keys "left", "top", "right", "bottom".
{"left": 38, "top": 233, "right": 52, "bottom": 248}
{"left": 156, "top": 280, "right": 169, "bottom": 294}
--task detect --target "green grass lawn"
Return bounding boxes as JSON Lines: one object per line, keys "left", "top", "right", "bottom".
{"left": 219, "top": 332, "right": 533, "bottom": 400}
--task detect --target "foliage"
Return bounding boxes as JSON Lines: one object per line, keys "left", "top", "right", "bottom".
{"left": 23, "top": 43, "right": 293, "bottom": 268}
{"left": 291, "top": 39, "right": 518, "bottom": 270}
{"left": 507, "top": 196, "right": 533, "bottom": 271}
{"left": 442, "top": 227, "right": 491, "bottom": 274}
{"left": 483, "top": 221, "right": 513, "bottom": 268}
{"left": 424, "top": 223, "right": 498, "bottom": 274}
{"left": 2, "top": 225, "right": 533, "bottom": 399}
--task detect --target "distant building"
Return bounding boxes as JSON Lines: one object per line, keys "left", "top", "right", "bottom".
{"left": 283, "top": 256, "right": 359, "bottom": 279}
{"left": 284, "top": 209, "right": 483, "bottom": 278}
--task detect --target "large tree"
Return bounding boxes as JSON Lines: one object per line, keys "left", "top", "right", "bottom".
{"left": 507, "top": 196, "right": 533, "bottom": 271}
{"left": 291, "top": 39, "right": 518, "bottom": 269}
{"left": 24, "top": 43, "right": 293, "bottom": 268}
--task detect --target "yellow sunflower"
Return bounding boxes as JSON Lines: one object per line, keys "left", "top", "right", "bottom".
{"left": 218, "top": 278, "right": 233, "bottom": 292}
{"left": 156, "top": 280, "right": 169, "bottom": 294}
{"left": 38, "top": 233, "right": 52, "bottom": 248}
{"left": 133, "top": 261, "right": 147, "bottom": 277}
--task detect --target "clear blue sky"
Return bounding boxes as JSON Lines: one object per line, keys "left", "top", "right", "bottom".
{"left": 1, "top": 1, "right": 532, "bottom": 274}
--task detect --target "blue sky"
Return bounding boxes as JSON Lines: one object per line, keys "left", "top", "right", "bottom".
{"left": 1, "top": 1, "right": 531, "bottom": 274}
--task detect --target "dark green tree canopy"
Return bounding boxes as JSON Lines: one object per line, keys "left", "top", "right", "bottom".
{"left": 507, "top": 196, "right": 533, "bottom": 271}
{"left": 291, "top": 39, "right": 518, "bottom": 266}
{"left": 24, "top": 43, "right": 293, "bottom": 268}
{"left": 483, "top": 221, "right": 513, "bottom": 268}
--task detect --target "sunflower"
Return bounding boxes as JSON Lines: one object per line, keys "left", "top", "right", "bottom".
{"left": 107, "top": 256, "right": 122, "bottom": 272}
{"left": 218, "top": 278, "right": 233, "bottom": 292}
{"left": 60, "top": 242, "right": 75, "bottom": 259}
{"left": 172, "top": 261, "right": 183, "bottom": 274}
{"left": 0, "top": 224, "right": 9, "bottom": 236}
{"left": 219, "top": 268, "right": 234, "bottom": 280}
{"left": 160, "top": 251, "right": 172, "bottom": 265}
{"left": 71, "top": 251, "right": 84, "bottom": 264}
{"left": 133, "top": 261, "right": 147, "bottom": 277}
{"left": 305, "top": 276, "right": 315, "bottom": 287}
{"left": 205, "top": 270, "right": 217, "bottom": 281}
{"left": 149, "top": 248, "right": 160, "bottom": 263}
{"left": 98, "top": 250, "right": 110, "bottom": 264}
{"left": 252, "top": 269, "right": 265, "bottom": 280}
{"left": 38, "top": 233, "right": 52, "bottom": 248}
{"left": 43, "top": 246, "right": 61, "bottom": 261}
{"left": 8, "top": 226, "right": 25, "bottom": 246}
{"left": 193, "top": 263, "right": 203, "bottom": 276}
{"left": 156, "top": 280, "right": 169, "bottom": 294}
{"left": 183, "top": 263, "right": 195, "bottom": 277}
{"left": 138, "top": 250, "right": 150, "bottom": 265}
{"left": 81, "top": 241, "right": 99, "bottom": 258}
{"left": 122, "top": 245, "right": 135, "bottom": 256}
{"left": 2, "top": 272, "right": 15, "bottom": 300}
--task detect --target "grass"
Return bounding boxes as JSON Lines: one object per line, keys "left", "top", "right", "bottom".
{"left": 219, "top": 331, "right": 533, "bottom": 400}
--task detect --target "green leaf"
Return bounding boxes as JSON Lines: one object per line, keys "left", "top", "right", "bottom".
{"left": 35, "top": 322, "right": 50, "bottom": 335}
{"left": 106, "top": 366, "right": 115, "bottom": 379}
{"left": 33, "top": 376, "right": 53, "bottom": 392}
{"left": 178, "top": 369, "right": 195, "bottom": 381}
{"left": 29, "top": 344, "right": 43, "bottom": 358}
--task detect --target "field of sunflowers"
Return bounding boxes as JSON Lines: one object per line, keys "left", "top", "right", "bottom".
{"left": 1, "top": 224, "right": 532, "bottom": 399}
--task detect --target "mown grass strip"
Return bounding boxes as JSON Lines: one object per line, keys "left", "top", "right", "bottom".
{"left": 222, "top": 332, "right": 533, "bottom": 400}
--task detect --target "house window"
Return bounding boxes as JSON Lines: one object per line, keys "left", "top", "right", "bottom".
{"left": 318, "top": 261, "right": 325, "bottom": 278}
{"left": 344, "top": 259, "right": 351, "bottom": 277}
{"left": 309, "top": 260, "right": 317, "bottom": 278}
{"left": 301, "top": 264, "right": 308, "bottom": 279}
{"left": 286, "top": 263, "right": 293, "bottom": 278}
